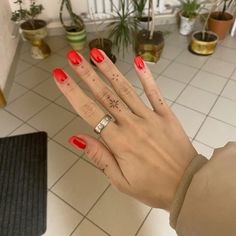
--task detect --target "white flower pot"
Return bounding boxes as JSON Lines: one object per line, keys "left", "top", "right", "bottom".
{"left": 179, "top": 13, "right": 196, "bottom": 35}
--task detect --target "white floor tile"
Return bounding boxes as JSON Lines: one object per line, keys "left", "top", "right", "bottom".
{"left": 210, "top": 97, "right": 236, "bottom": 126}
{"left": 0, "top": 110, "right": 22, "bottom": 137}
{"left": 190, "top": 71, "right": 227, "bottom": 94}
{"left": 196, "top": 117, "right": 236, "bottom": 148}
{"left": 28, "top": 103, "right": 75, "bottom": 137}
{"left": 10, "top": 123, "right": 37, "bottom": 136}
{"left": 37, "top": 54, "right": 67, "bottom": 72}
{"left": 33, "top": 78, "right": 62, "bottom": 101}
{"left": 72, "top": 219, "right": 108, "bottom": 236}
{"left": 19, "top": 42, "right": 31, "bottom": 54}
{"left": 162, "top": 43, "right": 184, "bottom": 60}
{"left": 15, "top": 60, "right": 32, "bottom": 76}
{"left": 192, "top": 140, "right": 214, "bottom": 159}
{"left": 43, "top": 192, "right": 83, "bottom": 236}
{"left": 163, "top": 62, "right": 198, "bottom": 84}
{"left": 230, "top": 69, "right": 236, "bottom": 80}
{"left": 165, "top": 31, "right": 188, "bottom": 48}
{"left": 202, "top": 58, "right": 235, "bottom": 78}
{"left": 221, "top": 80, "right": 236, "bottom": 101}
{"left": 53, "top": 117, "right": 98, "bottom": 155}
{"left": 176, "top": 50, "right": 208, "bottom": 68}
{"left": 171, "top": 103, "right": 206, "bottom": 138}
{"left": 88, "top": 187, "right": 150, "bottom": 236}
{"left": 48, "top": 140, "right": 78, "bottom": 188}
{"left": 20, "top": 50, "right": 43, "bottom": 65}
{"left": 5, "top": 91, "right": 49, "bottom": 121}
{"left": 137, "top": 209, "right": 177, "bottom": 236}
{"left": 55, "top": 95, "right": 77, "bottom": 114}
{"left": 213, "top": 46, "right": 236, "bottom": 65}
{"left": 156, "top": 76, "right": 186, "bottom": 101}
{"left": 125, "top": 68, "right": 146, "bottom": 88}
{"left": 45, "top": 36, "right": 69, "bottom": 52}
{"left": 15, "top": 66, "right": 50, "bottom": 89}
{"left": 115, "top": 60, "right": 132, "bottom": 75}
{"left": 56, "top": 45, "right": 73, "bottom": 58}
{"left": 148, "top": 58, "right": 171, "bottom": 75}
{"left": 176, "top": 86, "right": 218, "bottom": 114}
{"left": 7, "top": 83, "right": 28, "bottom": 104}
{"left": 52, "top": 159, "right": 109, "bottom": 214}
{"left": 221, "top": 36, "right": 236, "bottom": 49}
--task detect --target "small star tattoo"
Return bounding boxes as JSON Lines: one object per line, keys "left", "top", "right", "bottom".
{"left": 109, "top": 99, "right": 119, "bottom": 109}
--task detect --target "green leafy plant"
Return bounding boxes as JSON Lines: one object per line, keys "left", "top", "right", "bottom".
{"left": 217, "top": 0, "right": 236, "bottom": 19}
{"left": 11, "top": 0, "right": 44, "bottom": 28}
{"left": 179, "top": 0, "right": 201, "bottom": 19}
{"left": 108, "top": 0, "right": 138, "bottom": 56}
{"left": 59, "top": 0, "right": 84, "bottom": 32}
{"left": 132, "top": 0, "right": 148, "bottom": 18}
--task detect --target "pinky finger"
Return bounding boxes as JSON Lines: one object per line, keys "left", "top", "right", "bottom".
{"left": 69, "top": 134, "right": 129, "bottom": 192}
{"left": 134, "top": 56, "right": 170, "bottom": 116}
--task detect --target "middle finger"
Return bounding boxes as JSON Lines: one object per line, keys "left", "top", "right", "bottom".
{"left": 66, "top": 50, "right": 135, "bottom": 124}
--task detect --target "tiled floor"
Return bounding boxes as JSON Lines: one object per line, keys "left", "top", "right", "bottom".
{"left": 1, "top": 25, "right": 236, "bottom": 235}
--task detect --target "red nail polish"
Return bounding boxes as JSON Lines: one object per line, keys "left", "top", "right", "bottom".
{"left": 134, "top": 56, "right": 145, "bottom": 70}
{"left": 90, "top": 48, "right": 104, "bottom": 63}
{"left": 67, "top": 50, "right": 82, "bottom": 65}
{"left": 69, "top": 136, "right": 87, "bottom": 149}
{"left": 52, "top": 68, "right": 67, "bottom": 83}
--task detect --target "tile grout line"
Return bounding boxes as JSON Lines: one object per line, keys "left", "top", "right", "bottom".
{"left": 134, "top": 208, "right": 153, "bottom": 236}
{"left": 192, "top": 68, "right": 236, "bottom": 143}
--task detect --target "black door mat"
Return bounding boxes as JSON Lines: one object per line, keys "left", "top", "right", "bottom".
{"left": 0, "top": 132, "right": 48, "bottom": 236}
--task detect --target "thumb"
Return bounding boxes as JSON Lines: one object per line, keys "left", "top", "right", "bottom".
{"left": 69, "top": 134, "right": 129, "bottom": 192}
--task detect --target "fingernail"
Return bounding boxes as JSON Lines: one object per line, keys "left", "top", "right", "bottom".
{"left": 67, "top": 50, "right": 82, "bottom": 65}
{"left": 52, "top": 68, "right": 68, "bottom": 83}
{"left": 69, "top": 136, "right": 87, "bottom": 149}
{"left": 90, "top": 48, "right": 104, "bottom": 63}
{"left": 134, "top": 56, "right": 145, "bottom": 70}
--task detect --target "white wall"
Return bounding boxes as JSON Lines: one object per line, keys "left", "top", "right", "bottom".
{"left": 0, "top": 0, "right": 19, "bottom": 91}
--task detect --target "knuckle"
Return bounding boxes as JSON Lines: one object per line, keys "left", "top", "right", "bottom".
{"left": 96, "top": 87, "right": 112, "bottom": 103}
{"left": 81, "top": 68, "right": 96, "bottom": 80}
{"left": 80, "top": 102, "right": 97, "bottom": 119}
{"left": 146, "top": 88, "right": 158, "bottom": 99}
{"left": 118, "top": 84, "right": 135, "bottom": 97}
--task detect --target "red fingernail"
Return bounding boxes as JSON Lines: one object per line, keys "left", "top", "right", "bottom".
{"left": 69, "top": 136, "right": 87, "bottom": 149}
{"left": 90, "top": 48, "right": 104, "bottom": 63}
{"left": 134, "top": 56, "right": 145, "bottom": 70}
{"left": 67, "top": 50, "right": 82, "bottom": 65}
{"left": 52, "top": 68, "right": 67, "bottom": 83}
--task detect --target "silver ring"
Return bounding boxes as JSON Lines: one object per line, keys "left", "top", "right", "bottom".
{"left": 94, "top": 114, "right": 113, "bottom": 134}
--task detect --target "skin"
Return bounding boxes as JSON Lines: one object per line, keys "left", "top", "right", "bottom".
{"left": 53, "top": 50, "right": 198, "bottom": 211}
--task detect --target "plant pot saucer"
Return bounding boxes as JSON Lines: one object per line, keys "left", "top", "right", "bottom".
{"left": 90, "top": 54, "right": 116, "bottom": 66}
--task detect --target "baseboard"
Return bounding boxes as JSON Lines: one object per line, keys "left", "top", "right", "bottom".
{"left": 47, "top": 10, "right": 178, "bottom": 36}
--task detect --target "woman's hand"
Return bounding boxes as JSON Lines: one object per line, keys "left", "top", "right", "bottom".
{"left": 52, "top": 49, "right": 197, "bottom": 210}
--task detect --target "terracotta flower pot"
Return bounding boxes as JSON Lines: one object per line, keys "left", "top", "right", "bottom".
{"left": 208, "top": 11, "right": 234, "bottom": 40}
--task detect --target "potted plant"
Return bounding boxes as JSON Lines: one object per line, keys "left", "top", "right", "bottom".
{"left": 88, "top": 10, "right": 116, "bottom": 64}
{"left": 178, "top": 0, "right": 201, "bottom": 35}
{"left": 133, "top": 0, "right": 152, "bottom": 29}
{"left": 11, "top": 0, "right": 51, "bottom": 59}
{"left": 59, "top": 0, "right": 86, "bottom": 50}
{"left": 135, "top": 0, "right": 164, "bottom": 63}
{"left": 208, "top": 0, "right": 235, "bottom": 39}
{"left": 189, "top": 2, "right": 219, "bottom": 55}
{"left": 108, "top": 0, "right": 138, "bottom": 57}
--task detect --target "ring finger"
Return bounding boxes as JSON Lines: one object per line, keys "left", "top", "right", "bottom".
{"left": 52, "top": 68, "right": 118, "bottom": 138}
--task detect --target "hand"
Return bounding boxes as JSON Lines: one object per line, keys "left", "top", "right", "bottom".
{"left": 52, "top": 49, "right": 197, "bottom": 210}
